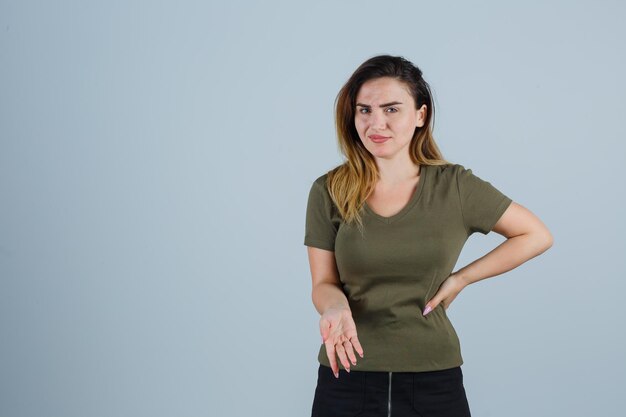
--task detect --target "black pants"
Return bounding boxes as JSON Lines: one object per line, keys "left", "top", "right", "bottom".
{"left": 311, "top": 364, "right": 472, "bottom": 417}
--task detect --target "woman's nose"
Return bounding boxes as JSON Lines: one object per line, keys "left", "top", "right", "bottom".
{"left": 370, "top": 110, "right": 387, "bottom": 129}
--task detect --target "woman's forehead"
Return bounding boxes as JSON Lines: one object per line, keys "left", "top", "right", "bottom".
{"left": 356, "top": 78, "right": 412, "bottom": 103}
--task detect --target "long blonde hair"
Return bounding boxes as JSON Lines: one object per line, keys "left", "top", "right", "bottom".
{"left": 326, "top": 54, "right": 451, "bottom": 233}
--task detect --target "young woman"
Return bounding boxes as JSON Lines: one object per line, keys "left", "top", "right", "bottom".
{"left": 304, "top": 55, "right": 553, "bottom": 417}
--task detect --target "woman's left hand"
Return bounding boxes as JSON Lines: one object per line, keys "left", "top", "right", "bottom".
{"left": 422, "top": 273, "right": 467, "bottom": 316}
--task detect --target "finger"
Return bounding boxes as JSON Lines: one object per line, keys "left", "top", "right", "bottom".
{"left": 350, "top": 335, "right": 364, "bottom": 358}
{"left": 423, "top": 300, "right": 437, "bottom": 316}
{"left": 325, "top": 339, "right": 339, "bottom": 378}
{"left": 335, "top": 342, "right": 351, "bottom": 372}
{"left": 344, "top": 340, "right": 358, "bottom": 366}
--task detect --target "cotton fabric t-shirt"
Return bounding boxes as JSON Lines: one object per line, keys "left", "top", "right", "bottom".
{"left": 303, "top": 163, "right": 513, "bottom": 372}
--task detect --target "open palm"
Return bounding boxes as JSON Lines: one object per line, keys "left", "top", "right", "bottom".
{"left": 320, "top": 307, "right": 364, "bottom": 378}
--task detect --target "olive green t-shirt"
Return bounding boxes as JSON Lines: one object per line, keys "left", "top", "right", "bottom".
{"left": 303, "top": 163, "right": 513, "bottom": 372}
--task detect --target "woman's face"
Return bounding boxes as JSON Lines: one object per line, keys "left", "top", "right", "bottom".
{"left": 354, "top": 77, "right": 427, "bottom": 161}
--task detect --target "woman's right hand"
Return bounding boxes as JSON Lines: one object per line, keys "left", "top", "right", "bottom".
{"left": 320, "top": 307, "right": 364, "bottom": 378}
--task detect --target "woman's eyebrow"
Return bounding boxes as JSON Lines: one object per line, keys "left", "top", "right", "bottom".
{"left": 356, "top": 101, "right": 403, "bottom": 107}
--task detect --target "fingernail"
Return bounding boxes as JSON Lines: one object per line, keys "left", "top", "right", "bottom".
{"left": 423, "top": 305, "right": 432, "bottom": 315}
{"left": 346, "top": 368, "right": 350, "bottom": 373}
{"left": 352, "top": 360, "right": 357, "bottom": 365}
{"left": 334, "top": 372, "right": 338, "bottom": 378}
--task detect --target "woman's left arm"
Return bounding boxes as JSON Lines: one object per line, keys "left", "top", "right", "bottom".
{"left": 456, "top": 201, "right": 553, "bottom": 287}
{"left": 423, "top": 202, "right": 553, "bottom": 314}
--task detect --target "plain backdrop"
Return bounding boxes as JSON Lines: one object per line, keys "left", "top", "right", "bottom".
{"left": 1, "top": 1, "right": 625, "bottom": 416}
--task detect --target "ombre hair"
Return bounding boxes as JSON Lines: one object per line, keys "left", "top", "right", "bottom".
{"left": 326, "top": 54, "right": 450, "bottom": 233}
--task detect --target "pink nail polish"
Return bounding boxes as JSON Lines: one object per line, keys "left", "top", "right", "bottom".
{"left": 423, "top": 305, "right": 432, "bottom": 315}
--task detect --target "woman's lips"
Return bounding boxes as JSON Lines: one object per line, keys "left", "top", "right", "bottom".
{"left": 369, "top": 135, "right": 390, "bottom": 143}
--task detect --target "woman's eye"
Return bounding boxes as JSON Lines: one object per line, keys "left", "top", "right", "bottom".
{"left": 357, "top": 107, "right": 397, "bottom": 114}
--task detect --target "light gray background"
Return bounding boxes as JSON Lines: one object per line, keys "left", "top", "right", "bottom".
{"left": 1, "top": 1, "right": 624, "bottom": 416}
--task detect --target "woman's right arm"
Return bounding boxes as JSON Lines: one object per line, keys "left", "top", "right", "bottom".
{"left": 307, "top": 246, "right": 349, "bottom": 314}
{"left": 307, "top": 246, "right": 364, "bottom": 377}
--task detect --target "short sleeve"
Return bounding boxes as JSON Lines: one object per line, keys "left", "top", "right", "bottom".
{"left": 304, "top": 176, "right": 340, "bottom": 251}
{"left": 456, "top": 164, "right": 513, "bottom": 235}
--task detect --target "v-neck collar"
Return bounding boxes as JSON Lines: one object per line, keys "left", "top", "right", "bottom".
{"left": 363, "top": 164, "right": 429, "bottom": 224}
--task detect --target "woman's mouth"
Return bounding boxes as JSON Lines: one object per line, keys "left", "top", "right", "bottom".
{"left": 369, "top": 135, "right": 390, "bottom": 143}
